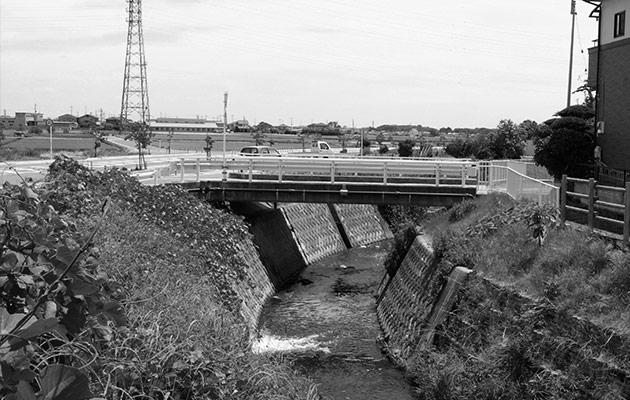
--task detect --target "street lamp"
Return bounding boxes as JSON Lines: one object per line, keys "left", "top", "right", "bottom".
{"left": 46, "top": 119, "right": 53, "bottom": 159}
{"left": 222, "top": 92, "right": 228, "bottom": 181}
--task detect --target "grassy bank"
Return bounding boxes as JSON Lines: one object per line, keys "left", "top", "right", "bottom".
{"left": 386, "top": 194, "right": 630, "bottom": 399}
{"left": 0, "top": 157, "right": 317, "bottom": 399}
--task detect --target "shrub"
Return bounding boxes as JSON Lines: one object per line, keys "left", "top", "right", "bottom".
{"left": 447, "top": 199, "right": 477, "bottom": 222}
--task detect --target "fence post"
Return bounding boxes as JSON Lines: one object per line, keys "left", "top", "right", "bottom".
{"left": 179, "top": 158, "right": 185, "bottom": 183}
{"left": 624, "top": 182, "right": 630, "bottom": 247}
{"left": 560, "top": 175, "right": 567, "bottom": 224}
{"left": 588, "top": 178, "right": 595, "bottom": 230}
{"left": 196, "top": 159, "right": 200, "bottom": 182}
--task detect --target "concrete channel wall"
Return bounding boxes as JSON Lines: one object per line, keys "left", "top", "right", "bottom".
{"left": 237, "top": 202, "right": 393, "bottom": 327}
{"left": 376, "top": 236, "right": 456, "bottom": 360}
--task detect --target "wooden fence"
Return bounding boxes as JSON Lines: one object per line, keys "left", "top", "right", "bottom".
{"left": 560, "top": 174, "right": 630, "bottom": 246}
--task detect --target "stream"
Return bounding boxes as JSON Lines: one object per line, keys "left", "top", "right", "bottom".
{"left": 254, "top": 241, "right": 417, "bottom": 400}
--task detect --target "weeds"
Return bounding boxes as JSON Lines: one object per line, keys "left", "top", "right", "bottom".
{"left": 0, "top": 158, "right": 318, "bottom": 399}
{"left": 401, "top": 194, "right": 630, "bottom": 399}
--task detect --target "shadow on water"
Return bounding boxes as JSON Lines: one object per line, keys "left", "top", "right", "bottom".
{"left": 254, "top": 242, "right": 417, "bottom": 400}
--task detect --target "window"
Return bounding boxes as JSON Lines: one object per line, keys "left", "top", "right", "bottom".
{"left": 614, "top": 11, "right": 625, "bottom": 38}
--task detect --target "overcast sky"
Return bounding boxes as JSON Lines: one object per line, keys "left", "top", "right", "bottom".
{"left": 0, "top": 0, "right": 599, "bottom": 128}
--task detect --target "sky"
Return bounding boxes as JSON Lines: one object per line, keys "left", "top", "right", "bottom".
{"left": 0, "top": 0, "right": 600, "bottom": 129}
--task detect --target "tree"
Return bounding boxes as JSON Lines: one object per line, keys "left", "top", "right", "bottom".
{"left": 518, "top": 119, "right": 541, "bottom": 141}
{"left": 375, "top": 132, "right": 385, "bottom": 145}
{"left": 533, "top": 105, "right": 595, "bottom": 180}
{"left": 166, "top": 130, "right": 174, "bottom": 154}
{"left": 446, "top": 138, "right": 473, "bottom": 158}
{"left": 204, "top": 135, "right": 214, "bottom": 160}
{"left": 298, "top": 133, "right": 309, "bottom": 152}
{"left": 251, "top": 131, "right": 266, "bottom": 146}
{"left": 94, "top": 136, "right": 102, "bottom": 157}
{"left": 398, "top": 139, "right": 415, "bottom": 157}
{"left": 490, "top": 119, "right": 526, "bottom": 159}
{"left": 124, "top": 122, "right": 154, "bottom": 170}
{"left": 337, "top": 133, "right": 351, "bottom": 151}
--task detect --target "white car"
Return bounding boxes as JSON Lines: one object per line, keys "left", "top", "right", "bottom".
{"left": 239, "top": 146, "right": 281, "bottom": 156}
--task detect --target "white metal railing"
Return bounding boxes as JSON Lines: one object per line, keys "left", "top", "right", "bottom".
{"left": 479, "top": 163, "right": 558, "bottom": 206}
{"left": 130, "top": 156, "right": 479, "bottom": 187}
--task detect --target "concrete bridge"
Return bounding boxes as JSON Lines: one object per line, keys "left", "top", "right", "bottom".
{"left": 1, "top": 153, "right": 558, "bottom": 207}
{"left": 134, "top": 156, "right": 479, "bottom": 206}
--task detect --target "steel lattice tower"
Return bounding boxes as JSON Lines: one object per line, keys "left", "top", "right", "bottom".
{"left": 120, "top": 0, "right": 150, "bottom": 126}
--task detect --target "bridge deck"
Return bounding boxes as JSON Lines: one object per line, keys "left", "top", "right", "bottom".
{"left": 184, "top": 179, "right": 476, "bottom": 206}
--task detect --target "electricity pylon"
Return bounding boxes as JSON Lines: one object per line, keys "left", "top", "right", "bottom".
{"left": 120, "top": 0, "right": 150, "bottom": 127}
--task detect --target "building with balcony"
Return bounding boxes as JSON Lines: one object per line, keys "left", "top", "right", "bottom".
{"left": 585, "top": 0, "right": 630, "bottom": 169}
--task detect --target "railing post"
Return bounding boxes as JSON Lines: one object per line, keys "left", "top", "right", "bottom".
{"left": 153, "top": 170, "right": 158, "bottom": 186}
{"left": 330, "top": 160, "right": 335, "bottom": 184}
{"left": 196, "top": 159, "right": 200, "bottom": 182}
{"left": 460, "top": 164, "right": 465, "bottom": 186}
{"left": 560, "top": 175, "right": 567, "bottom": 224}
{"left": 489, "top": 165, "right": 494, "bottom": 190}
{"left": 179, "top": 158, "right": 185, "bottom": 183}
{"left": 624, "top": 182, "right": 630, "bottom": 247}
{"left": 279, "top": 160, "right": 284, "bottom": 183}
{"left": 435, "top": 164, "right": 440, "bottom": 186}
{"left": 383, "top": 162, "right": 388, "bottom": 184}
{"left": 248, "top": 159, "right": 253, "bottom": 183}
{"left": 588, "top": 178, "right": 595, "bottom": 230}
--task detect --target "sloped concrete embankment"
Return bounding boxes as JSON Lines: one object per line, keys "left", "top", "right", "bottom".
{"left": 235, "top": 203, "right": 393, "bottom": 328}
{"left": 375, "top": 233, "right": 630, "bottom": 391}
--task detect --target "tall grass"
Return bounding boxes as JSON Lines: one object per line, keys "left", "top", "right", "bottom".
{"left": 429, "top": 194, "right": 630, "bottom": 335}
{"left": 93, "top": 204, "right": 318, "bottom": 399}
{"left": 404, "top": 194, "right": 630, "bottom": 398}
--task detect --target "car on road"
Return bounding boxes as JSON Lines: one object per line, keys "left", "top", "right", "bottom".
{"left": 239, "top": 146, "right": 281, "bottom": 156}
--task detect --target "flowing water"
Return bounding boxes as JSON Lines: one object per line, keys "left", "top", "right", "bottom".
{"left": 254, "top": 241, "right": 417, "bottom": 400}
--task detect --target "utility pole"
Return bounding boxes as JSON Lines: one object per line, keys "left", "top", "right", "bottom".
{"left": 567, "top": 0, "right": 577, "bottom": 107}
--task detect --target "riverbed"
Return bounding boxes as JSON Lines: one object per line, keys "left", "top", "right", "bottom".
{"left": 254, "top": 241, "right": 417, "bottom": 400}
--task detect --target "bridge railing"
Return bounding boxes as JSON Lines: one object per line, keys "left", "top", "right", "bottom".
{"left": 479, "top": 163, "right": 558, "bottom": 206}
{"left": 131, "top": 156, "right": 479, "bottom": 187}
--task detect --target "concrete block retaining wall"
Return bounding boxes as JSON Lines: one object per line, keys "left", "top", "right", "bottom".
{"left": 240, "top": 202, "right": 394, "bottom": 329}
{"left": 376, "top": 236, "right": 447, "bottom": 360}
{"left": 250, "top": 209, "right": 307, "bottom": 288}
{"left": 331, "top": 204, "right": 394, "bottom": 247}
{"left": 281, "top": 203, "right": 347, "bottom": 265}
{"left": 232, "top": 241, "right": 276, "bottom": 329}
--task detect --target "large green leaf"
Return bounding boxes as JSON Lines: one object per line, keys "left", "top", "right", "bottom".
{"left": 8, "top": 318, "right": 63, "bottom": 351}
{"left": 39, "top": 364, "right": 93, "bottom": 400}
{"left": 15, "top": 380, "right": 38, "bottom": 400}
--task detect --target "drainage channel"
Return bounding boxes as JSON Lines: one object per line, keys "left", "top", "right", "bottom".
{"left": 254, "top": 241, "right": 416, "bottom": 400}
